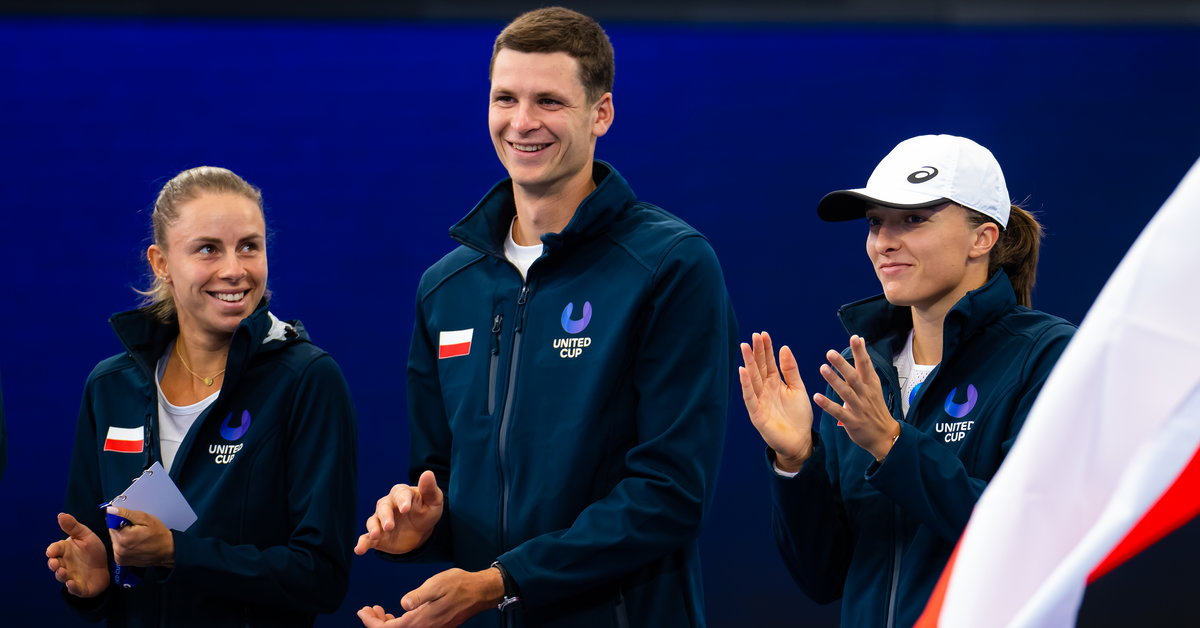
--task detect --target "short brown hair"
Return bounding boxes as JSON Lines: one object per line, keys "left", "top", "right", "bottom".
{"left": 489, "top": 6, "right": 615, "bottom": 103}
{"left": 138, "top": 166, "right": 265, "bottom": 321}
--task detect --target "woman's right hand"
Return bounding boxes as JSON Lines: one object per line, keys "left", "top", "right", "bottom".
{"left": 740, "top": 331, "right": 815, "bottom": 473}
{"left": 46, "top": 512, "right": 110, "bottom": 598}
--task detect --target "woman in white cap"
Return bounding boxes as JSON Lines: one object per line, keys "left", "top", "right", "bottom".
{"left": 740, "top": 135, "right": 1076, "bottom": 627}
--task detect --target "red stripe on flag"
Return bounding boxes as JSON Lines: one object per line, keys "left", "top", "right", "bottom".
{"left": 1088, "top": 442, "right": 1200, "bottom": 583}
{"left": 104, "top": 438, "right": 143, "bottom": 453}
{"left": 915, "top": 541, "right": 961, "bottom": 627}
{"left": 438, "top": 342, "right": 471, "bottom": 359}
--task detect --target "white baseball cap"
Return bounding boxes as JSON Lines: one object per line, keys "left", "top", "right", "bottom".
{"left": 817, "top": 134, "right": 1011, "bottom": 228}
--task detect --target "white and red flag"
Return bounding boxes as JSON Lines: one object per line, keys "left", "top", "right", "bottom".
{"left": 103, "top": 426, "right": 144, "bottom": 453}
{"left": 918, "top": 156, "right": 1200, "bottom": 627}
{"left": 438, "top": 329, "right": 473, "bottom": 359}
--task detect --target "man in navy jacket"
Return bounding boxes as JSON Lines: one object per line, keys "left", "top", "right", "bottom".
{"left": 355, "top": 7, "right": 736, "bottom": 627}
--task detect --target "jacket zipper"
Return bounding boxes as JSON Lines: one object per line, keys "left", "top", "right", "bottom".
{"left": 881, "top": 359, "right": 902, "bottom": 628}
{"left": 614, "top": 588, "right": 630, "bottom": 628}
{"left": 497, "top": 285, "right": 529, "bottom": 553}
{"left": 886, "top": 507, "right": 902, "bottom": 628}
{"left": 143, "top": 412, "right": 154, "bottom": 470}
{"left": 159, "top": 581, "right": 168, "bottom": 627}
{"left": 888, "top": 389, "right": 897, "bottom": 628}
{"left": 488, "top": 314, "right": 502, "bottom": 415}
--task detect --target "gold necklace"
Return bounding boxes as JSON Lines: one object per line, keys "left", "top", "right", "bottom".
{"left": 175, "top": 342, "right": 225, "bottom": 387}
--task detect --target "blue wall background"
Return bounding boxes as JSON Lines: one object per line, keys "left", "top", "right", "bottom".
{"left": 1, "top": 16, "right": 1198, "bottom": 626}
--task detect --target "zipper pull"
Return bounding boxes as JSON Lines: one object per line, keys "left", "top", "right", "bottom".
{"left": 515, "top": 286, "right": 530, "bottom": 333}
{"left": 143, "top": 417, "right": 152, "bottom": 468}
{"left": 491, "top": 314, "right": 503, "bottom": 354}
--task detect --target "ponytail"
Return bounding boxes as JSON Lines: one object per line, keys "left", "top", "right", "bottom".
{"left": 968, "top": 205, "right": 1043, "bottom": 307}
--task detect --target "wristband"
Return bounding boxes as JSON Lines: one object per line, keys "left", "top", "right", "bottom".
{"left": 490, "top": 561, "right": 520, "bottom": 611}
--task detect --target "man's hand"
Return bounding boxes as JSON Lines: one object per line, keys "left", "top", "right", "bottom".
{"left": 46, "top": 512, "right": 110, "bottom": 598}
{"left": 357, "top": 567, "right": 505, "bottom": 628}
{"left": 355, "top": 470, "right": 444, "bottom": 556}
{"left": 740, "top": 331, "right": 816, "bottom": 472}
{"left": 107, "top": 506, "right": 176, "bottom": 568}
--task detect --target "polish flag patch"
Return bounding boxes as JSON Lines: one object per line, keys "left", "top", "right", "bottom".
{"left": 438, "top": 329, "right": 473, "bottom": 359}
{"left": 104, "top": 426, "right": 144, "bottom": 453}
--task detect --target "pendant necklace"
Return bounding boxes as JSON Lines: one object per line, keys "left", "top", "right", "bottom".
{"left": 176, "top": 342, "right": 225, "bottom": 387}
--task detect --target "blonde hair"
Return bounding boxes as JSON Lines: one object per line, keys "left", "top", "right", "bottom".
{"left": 138, "top": 166, "right": 264, "bottom": 322}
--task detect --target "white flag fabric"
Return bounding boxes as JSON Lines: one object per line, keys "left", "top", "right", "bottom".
{"left": 920, "top": 156, "right": 1200, "bottom": 628}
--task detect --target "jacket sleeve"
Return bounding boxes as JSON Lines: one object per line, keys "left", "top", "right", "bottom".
{"left": 498, "top": 235, "right": 734, "bottom": 608}
{"left": 768, "top": 434, "right": 854, "bottom": 604}
{"left": 163, "top": 354, "right": 358, "bottom": 614}
{"left": 865, "top": 324, "right": 1075, "bottom": 541}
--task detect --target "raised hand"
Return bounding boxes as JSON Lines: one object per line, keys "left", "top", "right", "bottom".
{"left": 739, "top": 331, "right": 815, "bottom": 473}
{"left": 46, "top": 512, "right": 110, "bottom": 598}
{"left": 354, "top": 469, "right": 444, "bottom": 556}
{"left": 814, "top": 334, "right": 900, "bottom": 461}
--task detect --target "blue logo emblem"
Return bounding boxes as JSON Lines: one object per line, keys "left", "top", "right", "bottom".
{"left": 943, "top": 385, "right": 979, "bottom": 418}
{"left": 220, "top": 410, "right": 252, "bottom": 441}
{"left": 561, "top": 301, "right": 593, "bottom": 334}
{"left": 908, "top": 382, "right": 924, "bottom": 406}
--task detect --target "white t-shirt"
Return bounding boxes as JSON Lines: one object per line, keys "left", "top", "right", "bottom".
{"left": 504, "top": 218, "right": 544, "bottom": 280}
{"left": 895, "top": 329, "right": 937, "bottom": 417}
{"left": 156, "top": 341, "right": 219, "bottom": 472}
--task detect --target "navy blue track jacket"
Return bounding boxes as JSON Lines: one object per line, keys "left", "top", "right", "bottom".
{"left": 62, "top": 304, "right": 358, "bottom": 627}
{"left": 395, "top": 161, "right": 737, "bottom": 627}
{"left": 771, "top": 270, "right": 1075, "bottom": 627}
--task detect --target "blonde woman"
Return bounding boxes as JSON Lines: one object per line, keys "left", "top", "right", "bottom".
{"left": 46, "top": 167, "right": 357, "bottom": 627}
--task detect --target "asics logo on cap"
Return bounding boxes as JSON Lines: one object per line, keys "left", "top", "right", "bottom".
{"left": 906, "top": 166, "right": 939, "bottom": 184}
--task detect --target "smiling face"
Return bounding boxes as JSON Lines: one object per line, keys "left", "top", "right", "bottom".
{"left": 865, "top": 203, "right": 997, "bottom": 316}
{"left": 148, "top": 191, "right": 267, "bottom": 343}
{"left": 488, "top": 48, "right": 613, "bottom": 199}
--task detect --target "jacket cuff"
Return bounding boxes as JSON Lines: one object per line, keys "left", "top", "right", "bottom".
{"left": 767, "top": 434, "right": 826, "bottom": 504}
{"left": 764, "top": 432, "right": 822, "bottom": 481}
{"left": 159, "top": 529, "right": 191, "bottom": 584}
{"left": 865, "top": 422, "right": 912, "bottom": 483}
{"left": 492, "top": 549, "right": 533, "bottom": 608}
{"left": 61, "top": 583, "right": 113, "bottom": 621}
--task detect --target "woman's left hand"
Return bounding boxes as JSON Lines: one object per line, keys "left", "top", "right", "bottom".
{"left": 814, "top": 334, "right": 901, "bottom": 462}
{"left": 106, "top": 506, "right": 176, "bottom": 568}
{"left": 46, "top": 512, "right": 111, "bottom": 598}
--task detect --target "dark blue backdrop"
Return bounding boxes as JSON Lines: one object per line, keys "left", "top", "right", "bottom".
{"left": 1, "top": 15, "right": 1198, "bottom": 627}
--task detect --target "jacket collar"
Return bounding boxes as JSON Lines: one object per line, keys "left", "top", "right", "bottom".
{"left": 837, "top": 269, "right": 1018, "bottom": 362}
{"left": 108, "top": 300, "right": 307, "bottom": 387}
{"left": 448, "top": 160, "right": 635, "bottom": 257}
